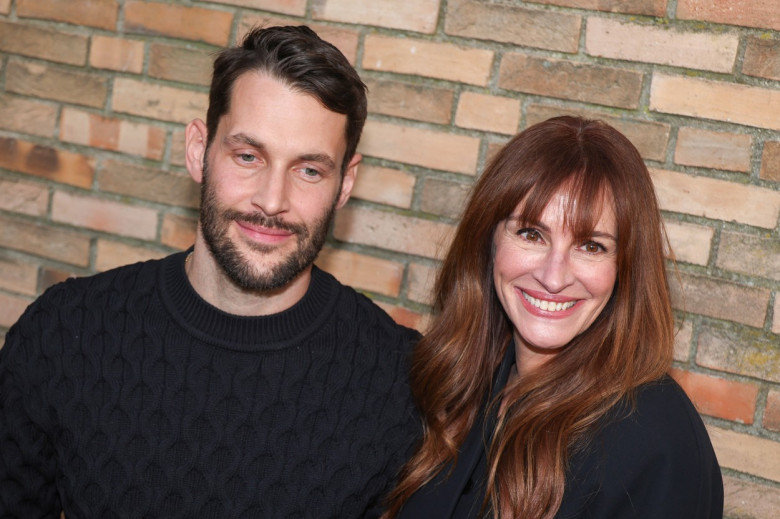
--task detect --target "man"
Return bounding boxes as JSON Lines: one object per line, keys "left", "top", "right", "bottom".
{"left": 0, "top": 26, "right": 420, "bottom": 518}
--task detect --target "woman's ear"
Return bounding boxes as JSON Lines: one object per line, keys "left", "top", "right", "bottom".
{"left": 185, "top": 119, "right": 208, "bottom": 183}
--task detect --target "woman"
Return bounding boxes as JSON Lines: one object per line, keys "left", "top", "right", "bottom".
{"left": 385, "top": 116, "right": 723, "bottom": 518}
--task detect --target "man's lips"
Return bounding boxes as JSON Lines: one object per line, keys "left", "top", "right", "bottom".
{"left": 234, "top": 220, "right": 295, "bottom": 243}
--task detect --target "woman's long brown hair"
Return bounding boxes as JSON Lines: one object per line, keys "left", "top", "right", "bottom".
{"left": 383, "top": 116, "right": 674, "bottom": 518}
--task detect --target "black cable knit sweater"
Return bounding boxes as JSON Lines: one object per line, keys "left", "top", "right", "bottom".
{"left": 0, "top": 251, "right": 421, "bottom": 518}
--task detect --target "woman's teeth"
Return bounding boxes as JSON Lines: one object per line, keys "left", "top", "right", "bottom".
{"left": 523, "top": 292, "right": 576, "bottom": 312}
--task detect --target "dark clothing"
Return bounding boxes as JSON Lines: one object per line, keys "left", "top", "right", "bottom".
{"left": 400, "top": 345, "right": 723, "bottom": 519}
{"left": 0, "top": 252, "right": 421, "bottom": 518}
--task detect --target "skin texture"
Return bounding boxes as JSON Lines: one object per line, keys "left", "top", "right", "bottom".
{"left": 184, "top": 72, "right": 360, "bottom": 316}
{"left": 492, "top": 190, "right": 618, "bottom": 376}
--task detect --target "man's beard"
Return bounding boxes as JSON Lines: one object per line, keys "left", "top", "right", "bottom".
{"left": 199, "top": 161, "right": 337, "bottom": 292}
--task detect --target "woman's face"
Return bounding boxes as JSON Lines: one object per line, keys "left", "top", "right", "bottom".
{"left": 492, "top": 189, "right": 618, "bottom": 374}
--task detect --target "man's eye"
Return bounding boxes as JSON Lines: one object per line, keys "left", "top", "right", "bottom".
{"left": 238, "top": 153, "right": 255, "bottom": 162}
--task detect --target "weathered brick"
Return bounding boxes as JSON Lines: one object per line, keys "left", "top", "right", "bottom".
{"left": 0, "top": 94, "right": 57, "bottom": 138}
{"left": 0, "top": 214, "right": 90, "bottom": 267}
{"left": 125, "top": 1, "right": 232, "bottom": 46}
{"left": 651, "top": 168, "right": 780, "bottom": 229}
{"left": 650, "top": 73, "right": 780, "bottom": 131}
{"left": 149, "top": 43, "right": 212, "bottom": 86}
{"left": 40, "top": 267, "right": 76, "bottom": 292}
{"left": 364, "top": 78, "right": 454, "bottom": 125}
{"left": 724, "top": 474, "right": 780, "bottom": 519}
{"left": 98, "top": 160, "right": 200, "bottom": 209}
{"left": 0, "top": 292, "right": 32, "bottom": 329}
{"left": 773, "top": 298, "right": 780, "bottom": 334}
{"left": 420, "top": 178, "right": 472, "bottom": 219}
{"left": 670, "top": 368, "right": 758, "bottom": 424}
{"left": 363, "top": 34, "right": 493, "bottom": 86}
{"left": 0, "top": 178, "right": 49, "bottom": 217}
{"left": 209, "top": 0, "right": 306, "bottom": 16}
{"left": 359, "top": 121, "right": 480, "bottom": 175}
{"left": 708, "top": 426, "right": 780, "bottom": 483}
{"left": 586, "top": 17, "right": 737, "bottom": 73}
{"left": 0, "top": 258, "right": 38, "bottom": 296}
{"left": 499, "top": 54, "right": 643, "bottom": 109}
{"left": 375, "top": 301, "right": 429, "bottom": 332}
{"left": 161, "top": 213, "right": 197, "bottom": 250}
{"left": 674, "top": 127, "right": 751, "bottom": 172}
{"left": 760, "top": 141, "right": 780, "bottom": 182}
{"left": 313, "top": 0, "right": 439, "bottom": 33}
{"left": 17, "top": 0, "right": 118, "bottom": 30}
{"left": 765, "top": 390, "right": 780, "bottom": 431}
{"left": 0, "top": 20, "right": 88, "bottom": 66}
{"left": 445, "top": 0, "right": 580, "bottom": 52}
{"left": 673, "top": 318, "right": 694, "bottom": 362}
{"left": 112, "top": 78, "right": 207, "bottom": 124}
{"left": 525, "top": 104, "right": 671, "bottom": 162}
{"left": 678, "top": 0, "right": 780, "bottom": 31}
{"left": 743, "top": 36, "right": 780, "bottom": 81}
{"left": 0, "top": 0, "right": 10, "bottom": 14}
{"left": 60, "top": 108, "right": 166, "bottom": 160}
{"left": 333, "top": 206, "right": 455, "bottom": 260}
{"left": 90, "top": 35, "right": 144, "bottom": 74}
{"left": 407, "top": 262, "right": 437, "bottom": 305}
{"left": 0, "top": 137, "right": 95, "bottom": 189}
{"left": 350, "top": 165, "right": 415, "bottom": 209}
{"left": 95, "top": 240, "right": 167, "bottom": 272}
{"left": 697, "top": 325, "right": 780, "bottom": 383}
{"left": 670, "top": 272, "right": 770, "bottom": 328}
{"left": 52, "top": 191, "right": 158, "bottom": 240}
{"left": 455, "top": 92, "right": 520, "bottom": 135}
{"left": 170, "top": 129, "right": 187, "bottom": 167}
{"left": 664, "top": 220, "right": 713, "bottom": 266}
{"left": 716, "top": 231, "right": 780, "bottom": 282}
{"left": 6, "top": 60, "right": 107, "bottom": 109}
{"left": 315, "top": 247, "right": 403, "bottom": 297}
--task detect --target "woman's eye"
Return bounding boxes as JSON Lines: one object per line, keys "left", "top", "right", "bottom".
{"left": 518, "top": 229, "right": 542, "bottom": 242}
{"left": 582, "top": 241, "right": 604, "bottom": 253}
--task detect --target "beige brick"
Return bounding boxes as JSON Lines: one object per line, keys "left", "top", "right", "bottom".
{"left": 40, "top": 267, "right": 75, "bottom": 292}
{"left": 455, "top": 92, "right": 520, "bottom": 135}
{"left": 52, "top": 191, "right": 158, "bottom": 240}
{"left": 717, "top": 231, "right": 780, "bottom": 281}
{"left": 445, "top": 0, "right": 580, "bottom": 52}
{"left": 17, "top": 0, "right": 118, "bottom": 30}
{"left": 407, "top": 262, "right": 437, "bottom": 305}
{"left": 98, "top": 160, "right": 200, "bottom": 209}
{"left": 363, "top": 34, "right": 493, "bottom": 86}
{"left": 760, "top": 141, "right": 780, "bottom": 182}
{"left": 313, "top": 0, "right": 439, "bottom": 33}
{"left": 125, "top": 1, "right": 232, "bottom": 46}
{"left": 697, "top": 325, "right": 780, "bottom": 383}
{"left": 170, "top": 129, "right": 187, "bottom": 167}
{"left": 90, "top": 35, "right": 144, "bottom": 74}
{"left": 671, "top": 368, "right": 758, "bottom": 424}
{"left": 664, "top": 220, "right": 713, "bottom": 266}
{"left": 673, "top": 318, "right": 694, "bottom": 362}
{"left": 0, "top": 0, "right": 10, "bottom": 14}
{"left": 537, "top": 0, "right": 665, "bottom": 15}
{"left": 6, "top": 60, "right": 107, "bottom": 109}
{"left": 708, "top": 426, "right": 780, "bottom": 483}
{"left": 112, "top": 78, "right": 207, "bottom": 124}
{"left": 0, "top": 20, "right": 88, "bottom": 66}
{"left": 360, "top": 121, "right": 480, "bottom": 176}
{"left": 333, "top": 206, "right": 455, "bottom": 260}
{"left": 766, "top": 390, "right": 780, "bottom": 431}
{"left": 0, "top": 214, "right": 90, "bottom": 267}
{"left": 773, "top": 298, "right": 780, "bottom": 334}
{"left": 149, "top": 43, "right": 212, "bottom": 86}
{"left": 525, "top": 104, "right": 671, "bottom": 162}
{"left": 0, "top": 292, "right": 32, "bottom": 329}
{"left": 651, "top": 168, "right": 780, "bottom": 229}
{"left": 724, "top": 474, "right": 780, "bottom": 519}
{"left": 375, "top": 301, "right": 429, "bottom": 332}
{"left": 499, "top": 53, "right": 643, "bottom": 109}
{"left": 0, "top": 94, "right": 57, "bottom": 138}
{"left": 678, "top": 0, "right": 780, "bottom": 31}
{"left": 0, "top": 178, "right": 49, "bottom": 217}
{"left": 161, "top": 212, "right": 197, "bottom": 250}
{"left": 0, "top": 137, "right": 95, "bottom": 189}
{"left": 0, "top": 258, "right": 38, "bottom": 296}
{"left": 95, "top": 240, "right": 167, "bottom": 272}
{"left": 650, "top": 73, "right": 780, "bottom": 131}
{"left": 743, "top": 36, "right": 780, "bottom": 81}
{"left": 586, "top": 18, "right": 737, "bottom": 73}
{"left": 674, "top": 127, "right": 752, "bottom": 172}
{"left": 365, "top": 78, "right": 454, "bottom": 125}
{"left": 60, "top": 108, "right": 166, "bottom": 160}
{"left": 209, "top": 0, "right": 306, "bottom": 16}
{"left": 670, "top": 272, "right": 770, "bottom": 328}
{"left": 420, "top": 178, "right": 472, "bottom": 219}
{"left": 351, "top": 165, "right": 415, "bottom": 209}
{"left": 315, "top": 247, "right": 403, "bottom": 297}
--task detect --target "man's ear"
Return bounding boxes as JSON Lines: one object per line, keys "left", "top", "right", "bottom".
{"left": 185, "top": 119, "right": 208, "bottom": 184}
{"left": 336, "top": 153, "right": 361, "bottom": 209}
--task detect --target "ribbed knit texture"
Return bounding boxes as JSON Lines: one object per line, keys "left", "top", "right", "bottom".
{"left": 0, "top": 252, "right": 421, "bottom": 518}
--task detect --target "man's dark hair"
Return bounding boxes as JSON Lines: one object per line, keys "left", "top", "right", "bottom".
{"left": 207, "top": 25, "right": 367, "bottom": 174}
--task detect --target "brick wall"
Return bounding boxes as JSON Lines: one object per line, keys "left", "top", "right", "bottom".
{"left": 0, "top": 0, "right": 778, "bottom": 516}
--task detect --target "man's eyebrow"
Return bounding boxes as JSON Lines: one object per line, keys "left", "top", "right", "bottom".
{"left": 299, "top": 153, "right": 337, "bottom": 170}
{"left": 224, "top": 133, "right": 263, "bottom": 149}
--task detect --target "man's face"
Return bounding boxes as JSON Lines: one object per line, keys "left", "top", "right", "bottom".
{"left": 194, "top": 72, "right": 357, "bottom": 291}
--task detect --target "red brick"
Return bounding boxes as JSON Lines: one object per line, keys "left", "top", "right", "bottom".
{"left": 90, "top": 35, "right": 144, "bottom": 74}
{"left": 365, "top": 78, "right": 454, "bottom": 125}
{"left": 148, "top": 43, "right": 212, "bottom": 86}
{"left": 0, "top": 178, "right": 49, "bottom": 217}
{"left": 17, "top": 0, "right": 118, "bottom": 30}
{"left": 677, "top": 0, "right": 780, "bottom": 31}
{"left": 455, "top": 92, "right": 520, "bottom": 135}
{"left": 765, "top": 390, "right": 780, "bottom": 431}
{"left": 663, "top": 220, "right": 713, "bottom": 266}
{"left": 0, "top": 214, "right": 90, "bottom": 267}
{"left": 499, "top": 53, "right": 643, "bottom": 109}
{"left": 760, "top": 141, "right": 780, "bottom": 182}
{"left": 0, "top": 137, "right": 95, "bottom": 189}
{"left": 773, "top": 298, "right": 780, "bottom": 334}
{"left": 708, "top": 425, "right": 780, "bottom": 483}
{"left": 6, "top": 60, "right": 108, "bottom": 109}
{"left": 670, "top": 368, "right": 758, "bottom": 423}
{"left": 98, "top": 160, "right": 200, "bottom": 208}
{"left": 532, "top": 0, "right": 665, "bottom": 16}
{"left": 60, "top": 108, "right": 166, "bottom": 160}
{"left": 0, "top": 292, "right": 32, "bottom": 329}
{"left": 112, "top": 78, "right": 207, "bottom": 124}
{"left": 52, "top": 191, "right": 158, "bottom": 240}
{"left": 40, "top": 267, "right": 76, "bottom": 292}
{"left": 95, "top": 240, "right": 167, "bottom": 272}
{"left": 673, "top": 318, "right": 694, "bottom": 362}
{"left": 375, "top": 301, "right": 429, "bottom": 332}
{"left": 313, "top": 0, "right": 439, "bottom": 33}
{"left": 125, "top": 1, "right": 232, "bottom": 46}
{"left": 420, "top": 178, "right": 472, "bottom": 219}
{"left": 211, "top": 0, "right": 305, "bottom": 16}
{"left": 0, "top": 258, "right": 38, "bottom": 296}
{"left": 670, "top": 272, "right": 770, "bottom": 328}
{"left": 0, "top": 94, "right": 57, "bottom": 138}
{"left": 697, "top": 325, "right": 780, "bottom": 383}
{"left": 350, "top": 165, "right": 416, "bottom": 209}
{"left": 170, "top": 129, "right": 187, "bottom": 167}
{"left": 407, "top": 262, "right": 437, "bottom": 305}
{"left": 724, "top": 474, "right": 780, "bottom": 519}
{"left": 674, "top": 127, "right": 751, "bottom": 172}
{"left": 743, "top": 36, "right": 780, "bottom": 81}
{"left": 315, "top": 247, "right": 403, "bottom": 297}
{"left": 445, "top": 0, "right": 580, "bottom": 52}
{"left": 0, "top": 20, "right": 88, "bottom": 66}
{"left": 0, "top": 0, "right": 10, "bottom": 14}
{"left": 161, "top": 213, "right": 197, "bottom": 250}
{"left": 716, "top": 231, "right": 780, "bottom": 282}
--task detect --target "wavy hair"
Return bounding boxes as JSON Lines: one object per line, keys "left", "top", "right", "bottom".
{"left": 384, "top": 116, "right": 674, "bottom": 518}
